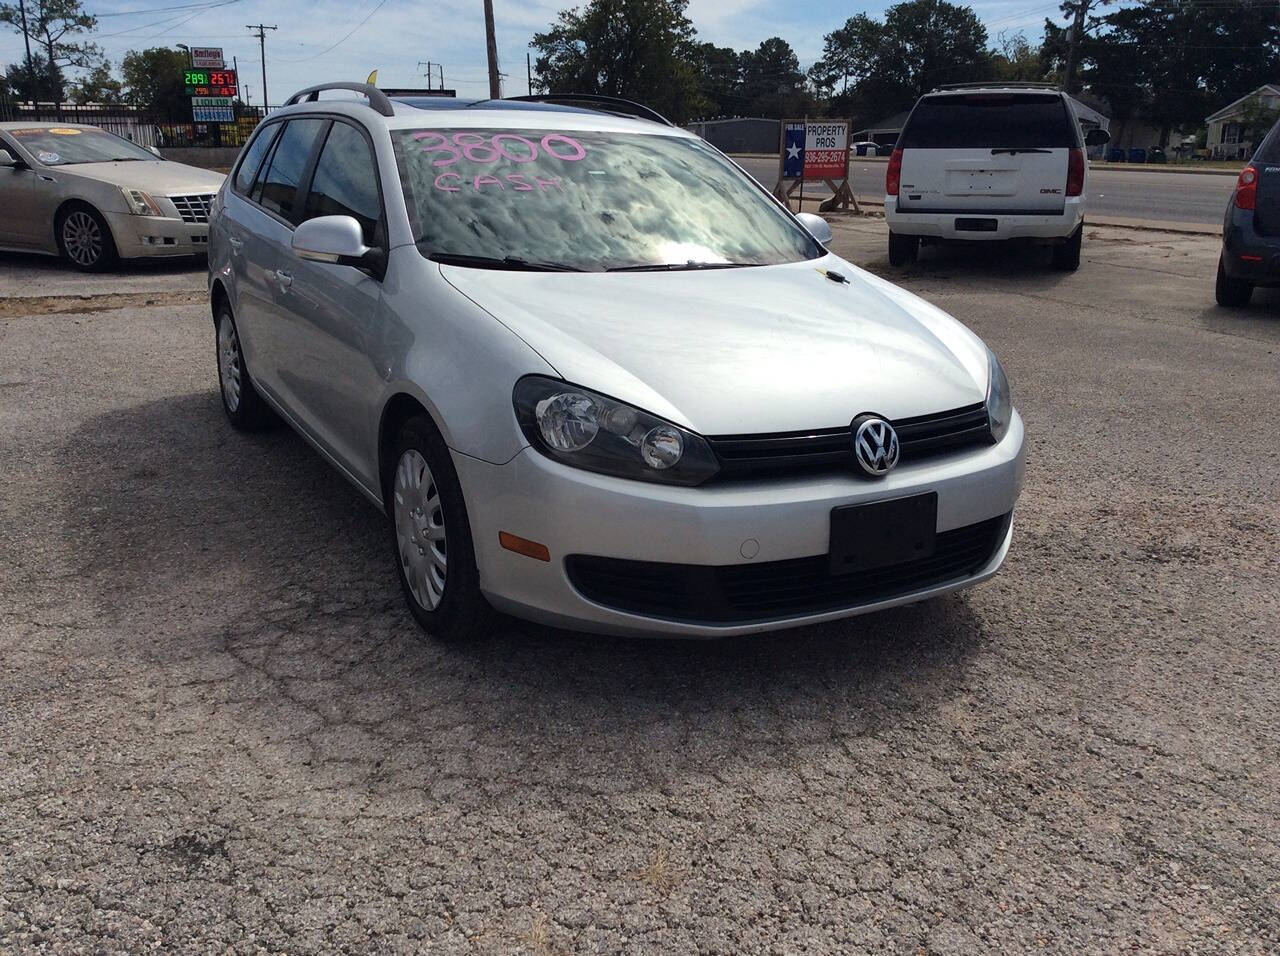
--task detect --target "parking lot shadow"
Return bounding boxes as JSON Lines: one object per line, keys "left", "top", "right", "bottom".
{"left": 878, "top": 239, "right": 1081, "bottom": 288}
{"left": 0, "top": 248, "right": 206, "bottom": 277}
{"left": 59, "top": 389, "right": 989, "bottom": 780}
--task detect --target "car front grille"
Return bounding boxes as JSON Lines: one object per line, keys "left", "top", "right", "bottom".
{"left": 707, "top": 402, "right": 993, "bottom": 480}
{"left": 168, "top": 193, "right": 214, "bottom": 224}
{"left": 565, "top": 512, "right": 1010, "bottom": 624}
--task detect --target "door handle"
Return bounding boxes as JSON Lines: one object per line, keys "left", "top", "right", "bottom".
{"left": 275, "top": 269, "right": 293, "bottom": 289}
{"left": 228, "top": 237, "right": 243, "bottom": 254}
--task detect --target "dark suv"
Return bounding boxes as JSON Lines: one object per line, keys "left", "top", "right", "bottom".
{"left": 1217, "top": 118, "right": 1280, "bottom": 307}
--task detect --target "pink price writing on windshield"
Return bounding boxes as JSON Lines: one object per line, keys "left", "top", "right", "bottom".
{"left": 413, "top": 131, "right": 587, "bottom": 168}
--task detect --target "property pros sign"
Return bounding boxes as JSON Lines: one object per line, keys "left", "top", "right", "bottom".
{"left": 782, "top": 120, "right": 850, "bottom": 181}
{"left": 190, "top": 47, "right": 225, "bottom": 69}
{"left": 774, "top": 118, "right": 858, "bottom": 212}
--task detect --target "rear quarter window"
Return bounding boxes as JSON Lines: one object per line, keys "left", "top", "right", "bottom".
{"left": 900, "top": 94, "right": 1080, "bottom": 150}
{"left": 1254, "top": 120, "right": 1280, "bottom": 164}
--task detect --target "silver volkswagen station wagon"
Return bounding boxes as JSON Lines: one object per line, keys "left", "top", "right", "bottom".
{"left": 208, "top": 83, "right": 1025, "bottom": 640}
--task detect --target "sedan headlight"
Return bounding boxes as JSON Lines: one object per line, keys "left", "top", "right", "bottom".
{"left": 986, "top": 348, "right": 1013, "bottom": 442}
{"left": 513, "top": 376, "right": 720, "bottom": 486}
{"left": 119, "top": 186, "right": 166, "bottom": 217}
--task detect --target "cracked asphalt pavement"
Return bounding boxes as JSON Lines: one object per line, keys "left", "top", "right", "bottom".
{"left": 1, "top": 223, "right": 1278, "bottom": 953}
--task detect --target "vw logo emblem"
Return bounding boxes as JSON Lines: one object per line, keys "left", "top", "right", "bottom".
{"left": 852, "top": 415, "right": 900, "bottom": 477}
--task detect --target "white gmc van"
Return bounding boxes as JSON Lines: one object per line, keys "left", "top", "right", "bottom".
{"left": 884, "top": 84, "right": 1109, "bottom": 271}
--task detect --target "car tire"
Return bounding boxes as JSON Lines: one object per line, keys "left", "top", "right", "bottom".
{"left": 1052, "top": 225, "right": 1083, "bottom": 272}
{"left": 389, "top": 415, "right": 493, "bottom": 642}
{"left": 1215, "top": 255, "right": 1254, "bottom": 307}
{"left": 56, "top": 203, "right": 117, "bottom": 272}
{"left": 888, "top": 232, "right": 918, "bottom": 267}
{"left": 215, "top": 306, "right": 274, "bottom": 430}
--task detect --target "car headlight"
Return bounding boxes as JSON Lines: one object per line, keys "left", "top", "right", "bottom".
{"left": 513, "top": 376, "right": 720, "bottom": 486}
{"left": 119, "top": 186, "right": 166, "bottom": 217}
{"left": 986, "top": 348, "right": 1012, "bottom": 443}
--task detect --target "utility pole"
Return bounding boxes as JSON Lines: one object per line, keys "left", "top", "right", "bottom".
{"left": 233, "top": 55, "right": 241, "bottom": 103}
{"left": 483, "top": 0, "right": 500, "bottom": 99}
{"left": 526, "top": 52, "right": 532, "bottom": 96}
{"left": 1061, "top": 0, "right": 1090, "bottom": 95}
{"left": 17, "top": 0, "right": 37, "bottom": 118}
{"left": 246, "top": 24, "right": 277, "bottom": 113}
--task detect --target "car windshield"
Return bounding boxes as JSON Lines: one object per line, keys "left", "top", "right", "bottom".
{"left": 8, "top": 126, "right": 157, "bottom": 165}
{"left": 391, "top": 127, "right": 821, "bottom": 272}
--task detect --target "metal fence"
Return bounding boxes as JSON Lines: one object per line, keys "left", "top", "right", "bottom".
{"left": 0, "top": 98, "right": 261, "bottom": 148}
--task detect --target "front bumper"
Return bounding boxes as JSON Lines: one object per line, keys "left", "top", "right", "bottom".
{"left": 105, "top": 212, "right": 209, "bottom": 259}
{"left": 886, "top": 197, "right": 1083, "bottom": 241}
{"left": 455, "top": 411, "right": 1025, "bottom": 637}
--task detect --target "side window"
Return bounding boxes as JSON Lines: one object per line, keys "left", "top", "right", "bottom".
{"left": 254, "top": 118, "right": 325, "bottom": 223}
{"left": 303, "top": 121, "right": 382, "bottom": 244}
{"left": 233, "top": 123, "right": 281, "bottom": 196}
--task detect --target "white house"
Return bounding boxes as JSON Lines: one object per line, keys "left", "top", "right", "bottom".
{"left": 1206, "top": 84, "right": 1280, "bottom": 160}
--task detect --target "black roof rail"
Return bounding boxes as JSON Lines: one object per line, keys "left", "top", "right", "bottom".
{"left": 504, "top": 93, "right": 674, "bottom": 127}
{"left": 932, "top": 81, "right": 1060, "bottom": 92}
{"left": 283, "top": 82, "right": 395, "bottom": 117}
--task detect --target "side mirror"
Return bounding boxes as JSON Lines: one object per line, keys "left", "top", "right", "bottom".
{"left": 148, "top": 145, "right": 164, "bottom": 159}
{"left": 0, "top": 148, "right": 22, "bottom": 168}
{"left": 796, "top": 211, "right": 833, "bottom": 246}
{"left": 292, "top": 215, "right": 372, "bottom": 266}
{"left": 1085, "top": 128, "right": 1111, "bottom": 147}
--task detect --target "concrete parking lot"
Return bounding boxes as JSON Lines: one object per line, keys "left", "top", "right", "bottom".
{"left": 1, "top": 223, "right": 1278, "bottom": 952}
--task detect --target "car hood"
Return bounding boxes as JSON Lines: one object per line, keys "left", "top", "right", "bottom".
{"left": 440, "top": 254, "right": 991, "bottom": 435}
{"left": 56, "top": 159, "right": 225, "bottom": 193}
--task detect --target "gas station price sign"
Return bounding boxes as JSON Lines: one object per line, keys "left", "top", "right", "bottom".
{"left": 183, "top": 69, "right": 237, "bottom": 97}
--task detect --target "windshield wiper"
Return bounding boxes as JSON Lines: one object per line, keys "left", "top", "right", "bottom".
{"left": 427, "top": 252, "right": 583, "bottom": 272}
{"left": 607, "top": 261, "right": 752, "bottom": 273}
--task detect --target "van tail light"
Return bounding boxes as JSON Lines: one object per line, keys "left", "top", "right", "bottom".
{"left": 886, "top": 148, "right": 903, "bottom": 196}
{"left": 1066, "top": 148, "right": 1085, "bottom": 197}
{"left": 1235, "top": 165, "right": 1258, "bottom": 210}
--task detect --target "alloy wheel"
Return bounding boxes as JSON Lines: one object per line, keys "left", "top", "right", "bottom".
{"left": 393, "top": 449, "right": 448, "bottom": 610}
{"left": 63, "top": 211, "right": 104, "bottom": 267}
{"left": 217, "top": 318, "right": 243, "bottom": 412}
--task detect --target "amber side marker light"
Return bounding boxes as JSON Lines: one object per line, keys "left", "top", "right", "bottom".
{"left": 499, "top": 532, "right": 551, "bottom": 562}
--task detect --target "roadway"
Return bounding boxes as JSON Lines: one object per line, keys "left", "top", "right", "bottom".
{"left": 737, "top": 156, "right": 1236, "bottom": 227}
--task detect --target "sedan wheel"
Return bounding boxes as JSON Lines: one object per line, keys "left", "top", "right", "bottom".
{"left": 394, "top": 449, "right": 449, "bottom": 610}
{"left": 58, "top": 207, "right": 116, "bottom": 271}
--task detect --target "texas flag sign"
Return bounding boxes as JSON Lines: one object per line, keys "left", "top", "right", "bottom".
{"left": 783, "top": 123, "right": 806, "bottom": 178}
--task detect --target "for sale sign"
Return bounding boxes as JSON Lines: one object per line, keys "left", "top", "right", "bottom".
{"left": 773, "top": 117, "right": 858, "bottom": 211}
{"left": 782, "top": 121, "right": 849, "bottom": 181}
{"left": 190, "top": 47, "right": 225, "bottom": 69}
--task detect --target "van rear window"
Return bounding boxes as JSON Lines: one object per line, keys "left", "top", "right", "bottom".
{"left": 899, "top": 94, "right": 1079, "bottom": 149}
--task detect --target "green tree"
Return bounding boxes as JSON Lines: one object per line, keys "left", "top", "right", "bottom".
{"left": 990, "top": 32, "right": 1044, "bottom": 82}
{"left": 738, "top": 37, "right": 808, "bottom": 118}
{"left": 121, "top": 47, "right": 190, "bottom": 120}
{"left": 69, "top": 61, "right": 123, "bottom": 105}
{"left": 0, "top": 0, "right": 99, "bottom": 106}
{"left": 688, "top": 42, "right": 739, "bottom": 116}
{"left": 530, "top": 0, "right": 707, "bottom": 124}
{"left": 1074, "top": 0, "right": 1279, "bottom": 145}
{"left": 808, "top": 14, "right": 883, "bottom": 100}
{"left": 811, "top": 0, "right": 990, "bottom": 125}
{"left": 4, "top": 53, "right": 62, "bottom": 102}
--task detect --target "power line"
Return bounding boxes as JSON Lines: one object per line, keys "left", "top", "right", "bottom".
{"left": 275, "top": 0, "right": 387, "bottom": 62}
{"left": 92, "top": 0, "right": 239, "bottom": 17}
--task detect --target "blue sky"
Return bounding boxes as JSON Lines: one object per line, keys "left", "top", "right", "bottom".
{"left": 1, "top": 0, "right": 1067, "bottom": 107}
